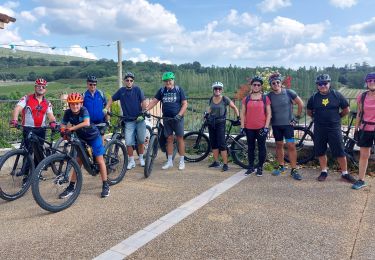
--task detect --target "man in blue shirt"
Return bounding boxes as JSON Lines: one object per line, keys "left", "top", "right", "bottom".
{"left": 105, "top": 72, "right": 147, "bottom": 170}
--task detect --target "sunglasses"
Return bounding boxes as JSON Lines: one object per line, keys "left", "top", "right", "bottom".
{"left": 271, "top": 81, "right": 281, "bottom": 86}
{"left": 213, "top": 87, "right": 222, "bottom": 91}
{"left": 317, "top": 82, "right": 329, "bottom": 86}
{"left": 252, "top": 83, "right": 261, "bottom": 87}
{"left": 366, "top": 79, "right": 375, "bottom": 83}
{"left": 163, "top": 79, "right": 173, "bottom": 82}
{"left": 125, "top": 79, "right": 134, "bottom": 82}
{"left": 89, "top": 83, "right": 97, "bottom": 86}
{"left": 35, "top": 85, "right": 46, "bottom": 89}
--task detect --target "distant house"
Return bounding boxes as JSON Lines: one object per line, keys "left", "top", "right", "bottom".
{"left": 0, "top": 13, "right": 16, "bottom": 29}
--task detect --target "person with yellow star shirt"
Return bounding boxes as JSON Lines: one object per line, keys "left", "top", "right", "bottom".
{"left": 306, "top": 74, "right": 356, "bottom": 183}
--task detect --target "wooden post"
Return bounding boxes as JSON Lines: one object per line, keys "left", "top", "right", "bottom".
{"left": 117, "top": 40, "right": 122, "bottom": 89}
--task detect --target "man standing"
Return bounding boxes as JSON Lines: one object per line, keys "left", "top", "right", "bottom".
{"left": 105, "top": 72, "right": 147, "bottom": 169}
{"left": 146, "top": 72, "right": 188, "bottom": 170}
{"left": 267, "top": 72, "right": 304, "bottom": 180}
{"left": 306, "top": 74, "right": 356, "bottom": 183}
{"left": 83, "top": 75, "right": 108, "bottom": 142}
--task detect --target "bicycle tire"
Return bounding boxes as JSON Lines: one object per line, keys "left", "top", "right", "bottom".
{"left": 343, "top": 136, "right": 359, "bottom": 169}
{"left": 144, "top": 134, "right": 159, "bottom": 178}
{"left": 136, "top": 125, "right": 152, "bottom": 156}
{"left": 104, "top": 139, "right": 127, "bottom": 185}
{"left": 183, "top": 131, "right": 210, "bottom": 162}
{"left": 0, "top": 149, "right": 34, "bottom": 201}
{"left": 31, "top": 153, "right": 82, "bottom": 213}
{"left": 284, "top": 126, "right": 315, "bottom": 165}
{"left": 231, "top": 134, "right": 249, "bottom": 169}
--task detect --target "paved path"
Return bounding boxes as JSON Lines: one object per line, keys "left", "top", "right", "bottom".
{"left": 1, "top": 155, "right": 374, "bottom": 259}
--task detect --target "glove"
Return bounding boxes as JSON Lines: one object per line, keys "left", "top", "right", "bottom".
{"left": 259, "top": 127, "right": 269, "bottom": 137}
{"left": 290, "top": 117, "right": 299, "bottom": 126}
{"left": 102, "top": 108, "right": 108, "bottom": 115}
{"left": 49, "top": 121, "right": 57, "bottom": 130}
{"left": 10, "top": 119, "right": 18, "bottom": 128}
{"left": 235, "top": 116, "right": 241, "bottom": 126}
{"left": 240, "top": 128, "right": 245, "bottom": 135}
{"left": 142, "top": 111, "right": 151, "bottom": 118}
{"left": 136, "top": 115, "right": 145, "bottom": 122}
{"left": 354, "top": 130, "right": 360, "bottom": 142}
{"left": 60, "top": 128, "right": 71, "bottom": 138}
{"left": 175, "top": 114, "right": 183, "bottom": 121}
{"left": 204, "top": 112, "right": 209, "bottom": 119}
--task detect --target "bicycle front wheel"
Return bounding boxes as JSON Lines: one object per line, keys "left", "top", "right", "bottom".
{"left": 105, "top": 139, "right": 127, "bottom": 185}
{"left": 284, "top": 127, "right": 315, "bottom": 165}
{"left": 31, "top": 153, "right": 82, "bottom": 213}
{"left": 183, "top": 131, "right": 210, "bottom": 162}
{"left": 0, "top": 149, "right": 33, "bottom": 201}
{"left": 144, "top": 134, "right": 159, "bottom": 178}
{"left": 231, "top": 134, "right": 249, "bottom": 169}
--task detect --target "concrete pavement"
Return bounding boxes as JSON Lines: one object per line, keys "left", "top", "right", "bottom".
{"left": 0, "top": 154, "right": 374, "bottom": 259}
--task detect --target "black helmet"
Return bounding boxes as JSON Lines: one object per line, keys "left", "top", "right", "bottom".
{"left": 124, "top": 71, "right": 135, "bottom": 79}
{"left": 87, "top": 75, "right": 97, "bottom": 83}
{"left": 250, "top": 75, "right": 263, "bottom": 85}
{"left": 315, "top": 74, "right": 331, "bottom": 83}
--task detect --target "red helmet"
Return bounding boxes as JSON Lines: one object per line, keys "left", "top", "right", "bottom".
{"left": 35, "top": 78, "right": 47, "bottom": 86}
{"left": 67, "top": 92, "right": 83, "bottom": 104}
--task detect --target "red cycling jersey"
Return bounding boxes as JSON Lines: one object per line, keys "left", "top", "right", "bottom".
{"left": 17, "top": 94, "right": 53, "bottom": 127}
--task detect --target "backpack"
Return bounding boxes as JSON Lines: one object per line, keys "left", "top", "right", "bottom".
{"left": 158, "top": 86, "right": 182, "bottom": 110}
{"left": 359, "top": 90, "right": 375, "bottom": 126}
{"left": 208, "top": 95, "right": 230, "bottom": 118}
{"left": 245, "top": 94, "right": 267, "bottom": 115}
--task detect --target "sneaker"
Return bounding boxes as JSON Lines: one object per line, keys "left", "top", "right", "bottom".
{"left": 59, "top": 185, "right": 75, "bottom": 199}
{"left": 245, "top": 167, "right": 255, "bottom": 176}
{"left": 352, "top": 180, "right": 367, "bottom": 190}
{"left": 162, "top": 161, "right": 174, "bottom": 170}
{"left": 208, "top": 161, "right": 221, "bottom": 168}
{"left": 222, "top": 164, "right": 229, "bottom": 172}
{"left": 342, "top": 173, "right": 357, "bottom": 184}
{"left": 272, "top": 166, "right": 285, "bottom": 176}
{"left": 256, "top": 167, "right": 263, "bottom": 177}
{"left": 139, "top": 158, "right": 145, "bottom": 167}
{"left": 291, "top": 169, "right": 302, "bottom": 180}
{"left": 101, "top": 182, "right": 110, "bottom": 198}
{"left": 178, "top": 161, "right": 185, "bottom": 170}
{"left": 127, "top": 160, "right": 136, "bottom": 170}
{"left": 317, "top": 171, "right": 328, "bottom": 182}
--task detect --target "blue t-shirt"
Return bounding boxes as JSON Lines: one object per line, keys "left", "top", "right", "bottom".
{"left": 83, "top": 89, "right": 107, "bottom": 124}
{"left": 112, "top": 86, "right": 145, "bottom": 120}
{"left": 62, "top": 107, "right": 100, "bottom": 141}
{"left": 267, "top": 89, "right": 297, "bottom": 126}
{"left": 307, "top": 90, "right": 349, "bottom": 128}
{"left": 155, "top": 86, "right": 186, "bottom": 117}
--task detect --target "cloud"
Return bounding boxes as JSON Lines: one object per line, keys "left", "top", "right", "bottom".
{"left": 224, "top": 9, "right": 259, "bottom": 27}
{"left": 0, "top": 27, "right": 21, "bottom": 43}
{"left": 329, "top": 0, "right": 357, "bottom": 9}
{"left": 124, "top": 48, "right": 171, "bottom": 64}
{"left": 349, "top": 17, "right": 375, "bottom": 35}
{"left": 257, "top": 0, "right": 291, "bottom": 13}
{"left": 20, "top": 11, "right": 37, "bottom": 22}
{"left": 37, "top": 23, "right": 50, "bottom": 36}
{"left": 0, "top": 1, "right": 17, "bottom": 17}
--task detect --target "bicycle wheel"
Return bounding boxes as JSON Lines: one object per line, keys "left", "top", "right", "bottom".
{"left": 136, "top": 125, "right": 152, "bottom": 156}
{"left": 144, "top": 134, "right": 159, "bottom": 178}
{"left": 0, "top": 149, "right": 33, "bottom": 201}
{"left": 31, "top": 153, "right": 82, "bottom": 213}
{"left": 284, "top": 126, "right": 315, "bottom": 165}
{"left": 183, "top": 131, "right": 210, "bottom": 162}
{"left": 343, "top": 136, "right": 359, "bottom": 169}
{"left": 231, "top": 134, "right": 249, "bottom": 169}
{"left": 105, "top": 139, "right": 127, "bottom": 185}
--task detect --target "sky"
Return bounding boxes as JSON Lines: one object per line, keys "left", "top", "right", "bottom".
{"left": 0, "top": 0, "right": 375, "bottom": 69}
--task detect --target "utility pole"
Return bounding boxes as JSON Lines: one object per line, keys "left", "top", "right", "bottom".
{"left": 117, "top": 40, "right": 122, "bottom": 89}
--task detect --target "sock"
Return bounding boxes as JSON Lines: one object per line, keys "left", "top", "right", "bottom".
{"left": 129, "top": 156, "right": 135, "bottom": 162}
{"left": 168, "top": 155, "right": 173, "bottom": 162}
{"left": 342, "top": 171, "right": 348, "bottom": 175}
{"left": 321, "top": 169, "right": 328, "bottom": 173}
{"left": 180, "top": 156, "right": 184, "bottom": 162}
{"left": 139, "top": 154, "right": 144, "bottom": 160}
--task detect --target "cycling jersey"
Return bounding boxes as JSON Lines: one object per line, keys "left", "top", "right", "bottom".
{"left": 17, "top": 94, "right": 52, "bottom": 127}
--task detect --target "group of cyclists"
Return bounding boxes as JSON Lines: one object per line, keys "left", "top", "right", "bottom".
{"left": 9, "top": 70, "right": 375, "bottom": 200}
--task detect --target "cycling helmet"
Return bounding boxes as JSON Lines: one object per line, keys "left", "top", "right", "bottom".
{"left": 365, "top": 72, "right": 375, "bottom": 82}
{"left": 268, "top": 73, "right": 282, "bottom": 85}
{"left": 87, "top": 75, "right": 97, "bottom": 82}
{"left": 67, "top": 92, "right": 84, "bottom": 104}
{"left": 162, "top": 72, "right": 175, "bottom": 81}
{"left": 211, "top": 82, "right": 224, "bottom": 89}
{"left": 124, "top": 71, "right": 135, "bottom": 79}
{"left": 35, "top": 78, "right": 47, "bottom": 86}
{"left": 250, "top": 76, "right": 263, "bottom": 85}
{"left": 315, "top": 74, "right": 331, "bottom": 83}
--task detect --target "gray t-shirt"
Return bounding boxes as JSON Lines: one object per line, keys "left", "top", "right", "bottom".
{"left": 268, "top": 89, "right": 297, "bottom": 126}
{"left": 209, "top": 96, "right": 231, "bottom": 118}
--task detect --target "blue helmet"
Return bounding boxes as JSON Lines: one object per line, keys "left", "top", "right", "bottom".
{"left": 315, "top": 74, "right": 331, "bottom": 84}
{"left": 250, "top": 76, "right": 263, "bottom": 85}
{"left": 365, "top": 72, "right": 375, "bottom": 81}
{"left": 268, "top": 73, "right": 282, "bottom": 85}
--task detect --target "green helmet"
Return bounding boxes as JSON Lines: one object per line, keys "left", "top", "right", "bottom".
{"left": 162, "top": 72, "right": 175, "bottom": 81}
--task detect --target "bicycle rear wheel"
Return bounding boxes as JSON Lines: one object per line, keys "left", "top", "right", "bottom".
{"left": 0, "top": 149, "right": 33, "bottom": 201}
{"left": 31, "top": 153, "right": 82, "bottom": 213}
{"left": 231, "top": 134, "right": 249, "bottom": 169}
{"left": 183, "top": 131, "right": 210, "bottom": 162}
{"left": 144, "top": 134, "right": 159, "bottom": 178}
{"left": 343, "top": 136, "right": 359, "bottom": 169}
{"left": 284, "top": 127, "right": 315, "bottom": 165}
{"left": 105, "top": 139, "right": 127, "bottom": 185}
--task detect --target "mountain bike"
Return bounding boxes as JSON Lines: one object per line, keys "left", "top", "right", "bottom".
{"left": 183, "top": 116, "right": 249, "bottom": 169}
{"left": 0, "top": 125, "right": 60, "bottom": 201}
{"left": 31, "top": 131, "right": 127, "bottom": 212}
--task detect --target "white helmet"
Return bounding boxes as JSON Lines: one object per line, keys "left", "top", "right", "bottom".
{"left": 211, "top": 81, "right": 224, "bottom": 89}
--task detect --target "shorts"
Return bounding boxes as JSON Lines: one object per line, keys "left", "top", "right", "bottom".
{"left": 314, "top": 126, "right": 345, "bottom": 157}
{"left": 272, "top": 125, "right": 294, "bottom": 143}
{"left": 87, "top": 136, "right": 105, "bottom": 156}
{"left": 124, "top": 120, "right": 146, "bottom": 146}
{"left": 357, "top": 130, "right": 375, "bottom": 147}
{"left": 163, "top": 117, "right": 184, "bottom": 137}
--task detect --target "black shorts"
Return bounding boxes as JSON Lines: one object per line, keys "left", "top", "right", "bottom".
{"left": 357, "top": 130, "right": 375, "bottom": 147}
{"left": 163, "top": 117, "right": 184, "bottom": 137}
{"left": 272, "top": 125, "right": 294, "bottom": 142}
{"left": 314, "top": 126, "right": 345, "bottom": 157}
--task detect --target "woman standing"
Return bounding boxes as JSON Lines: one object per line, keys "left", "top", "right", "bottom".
{"left": 240, "top": 76, "right": 271, "bottom": 176}
{"left": 207, "top": 82, "right": 240, "bottom": 171}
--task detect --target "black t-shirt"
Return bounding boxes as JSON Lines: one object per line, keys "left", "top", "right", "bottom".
{"left": 155, "top": 86, "right": 186, "bottom": 117}
{"left": 307, "top": 90, "right": 349, "bottom": 128}
{"left": 62, "top": 107, "right": 100, "bottom": 141}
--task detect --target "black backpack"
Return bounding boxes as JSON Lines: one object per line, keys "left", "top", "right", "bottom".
{"left": 359, "top": 91, "right": 375, "bottom": 126}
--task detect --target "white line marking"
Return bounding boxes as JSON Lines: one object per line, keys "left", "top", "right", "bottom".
{"left": 93, "top": 170, "right": 247, "bottom": 260}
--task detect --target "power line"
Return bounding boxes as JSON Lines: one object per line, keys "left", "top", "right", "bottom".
{"left": 0, "top": 42, "right": 116, "bottom": 52}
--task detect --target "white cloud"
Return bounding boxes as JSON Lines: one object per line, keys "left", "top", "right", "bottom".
{"left": 257, "top": 0, "right": 291, "bottom": 13}
{"left": 37, "top": 23, "right": 50, "bottom": 36}
{"left": 124, "top": 48, "right": 171, "bottom": 64}
{"left": 224, "top": 9, "right": 259, "bottom": 27}
{"left": 0, "top": 1, "right": 17, "bottom": 17}
{"left": 0, "top": 27, "right": 21, "bottom": 43}
{"left": 20, "top": 11, "right": 37, "bottom": 22}
{"left": 349, "top": 17, "right": 375, "bottom": 35}
{"left": 329, "top": 0, "right": 357, "bottom": 9}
